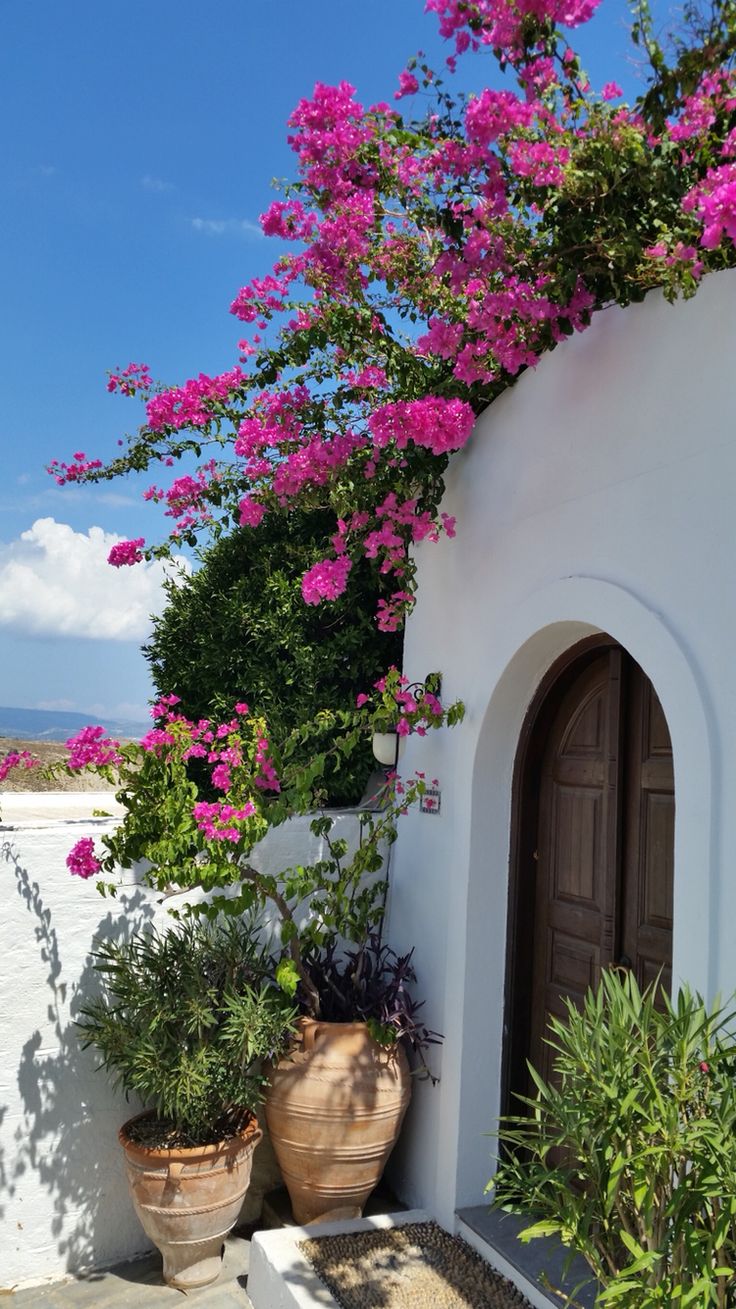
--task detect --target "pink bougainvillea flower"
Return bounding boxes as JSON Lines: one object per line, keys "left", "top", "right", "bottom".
{"left": 395, "top": 69, "right": 420, "bottom": 100}
{"left": 683, "top": 162, "right": 736, "bottom": 248}
{"left": 0, "top": 750, "right": 39, "bottom": 783}
{"left": 150, "top": 694, "right": 181, "bottom": 719}
{"left": 211, "top": 763, "right": 232, "bottom": 791}
{"left": 108, "top": 537, "right": 145, "bottom": 567}
{"left": 301, "top": 555, "right": 352, "bottom": 605}
{"left": 66, "top": 726, "right": 122, "bottom": 770}
{"left": 67, "top": 838, "right": 102, "bottom": 879}
{"left": 193, "top": 800, "right": 257, "bottom": 842}
{"left": 253, "top": 736, "right": 280, "bottom": 792}
{"left": 238, "top": 495, "right": 267, "bottom": 528}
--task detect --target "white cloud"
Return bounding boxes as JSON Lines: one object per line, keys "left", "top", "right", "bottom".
{"left": 0, "top": 519, "right": 189, "bottom": 642}
{"left": 191, "top": 216, "right": 263, "bottom": 239}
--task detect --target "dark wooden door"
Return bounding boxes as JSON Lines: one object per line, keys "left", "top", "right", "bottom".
{"left": 524, "top": 647, "right": 674, "bottom": 1089}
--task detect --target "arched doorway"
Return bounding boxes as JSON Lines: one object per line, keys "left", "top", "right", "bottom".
{"left": 503, "top": 637, "right": 675, "bottom": 1103}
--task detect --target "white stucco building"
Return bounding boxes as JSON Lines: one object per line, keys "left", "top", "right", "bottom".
{"left": 3, "top": 270, "right": 734, "bottom": 1303}
{"left": 386, "top": 268, "right": 735, "bottom": 1296}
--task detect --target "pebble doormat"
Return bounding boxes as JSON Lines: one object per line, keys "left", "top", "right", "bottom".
{"left": 300, "top": 1220, "right": 535, "bottom": 1309}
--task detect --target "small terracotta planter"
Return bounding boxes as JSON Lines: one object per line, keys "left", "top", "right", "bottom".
{"left": 265, "top": 1018, "right": 411, "bottom": 1224}
{"left": 119, "top": 1111, "right": 262, "bottom": 1289}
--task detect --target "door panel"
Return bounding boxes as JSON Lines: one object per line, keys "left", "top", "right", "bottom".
{"left": 620, "top": 665, "right": 675, "bottom": 995}
{"left": 530, "top": 652, "right": 621, "bottom": 1085}
{"left": 522, "top": 647, "right": 674, "bottom": 1090}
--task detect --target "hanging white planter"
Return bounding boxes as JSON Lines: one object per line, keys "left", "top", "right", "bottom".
{"left": 371, "top": 731, "right": 405, "bottom": 767}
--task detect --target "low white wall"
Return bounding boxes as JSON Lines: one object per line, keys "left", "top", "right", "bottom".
{"left": 0, "top": 795, "right": 157, "bottom": 1287}
{"left": 386, "top": 269, "right": 736, "bottom": 1225}
{"left": 0, "top": 795, "right": 366, "bottom": 1286}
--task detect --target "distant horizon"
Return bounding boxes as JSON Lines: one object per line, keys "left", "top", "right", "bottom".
{"left": 0, "top": 703, "right": 149, "bottom": 743}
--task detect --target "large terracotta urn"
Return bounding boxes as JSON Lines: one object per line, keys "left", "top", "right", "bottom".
{"left": 119, "top": 1111, "right": 262, "bottom": 1289}
{"left": 265, "top": 1018, "right": 411, "bottom": 1224}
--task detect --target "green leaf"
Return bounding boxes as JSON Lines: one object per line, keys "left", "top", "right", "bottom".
{"left": 275, "top": 958, "right": 301, "bottom": 998}
{"left": 517, "top": 1220, "right": 562, "bottom": 1243}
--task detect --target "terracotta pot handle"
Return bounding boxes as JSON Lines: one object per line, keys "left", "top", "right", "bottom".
{"left": 302, "top": 1022, "right": 324, "bottom": 1051}
{"left": 167, "top": 1161, "right": 185, "bottom": 1186}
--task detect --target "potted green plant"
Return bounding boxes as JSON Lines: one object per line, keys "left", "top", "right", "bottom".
{"left": 78, "top": 917, "right": 295, "bottom": 1289}
{"left": 265, "top": 932, "right": 442, "bottom": 1223}
{"left": 364, "top": 670, "right": 444, "bottom": 768}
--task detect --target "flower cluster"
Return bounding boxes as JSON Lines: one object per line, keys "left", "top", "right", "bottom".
{"left": 107, "top": 537, "right": 145, "bottom": 567}
{"left": 65, "top": 725, "right": 122, "bottom": 770}
{"left": 106, "top": 362, "right": 152, "bottom": 396}
{"left": 145, "top": 367, "right": 245, "bottom": 433}
{"left": 683, "top": 163, "right": 736, "bottom": 250}
{"left": 253, "top": 736, "right": 280, "bottom": 791}
{"left": 426, "top": 0, "right": 602, "bottom": 61}
{"left": 301, "top": 555, "right": 353, "bottom": 605}
{"left": 144, "top": 460, "right": 219, "bottom": 534}
{"left": 192, "top": 799, "right": 257, "bottom": 842}
{"left": 0, "top": 749, "right": 39, "bottom": 784}
{"left": 66, "top": 837, "right": 102, "bottom": 880}
{"left": 359, "top": 666, "right": 463, "bottom": 738}
{"left": 48, "top": 452, "right": 103, "bottom": 486}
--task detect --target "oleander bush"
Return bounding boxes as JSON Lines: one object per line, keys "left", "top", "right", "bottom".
{"left": 492, "top": 971, "right": 736, "bottom": 1307}
{"left": 77, "top": 917, "right": 296, "bottom": 1145}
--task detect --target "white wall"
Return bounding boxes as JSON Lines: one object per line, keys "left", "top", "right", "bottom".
{"left": 0, "top": 795, "right": 157, "bottom": 1287}
{"left": 386, "top": 270, "right": 736, "bottom": 1226}
{"left": 0, "top": 796, "right": 366, "bottom": 1286}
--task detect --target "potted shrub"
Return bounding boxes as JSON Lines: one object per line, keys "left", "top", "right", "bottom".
{"left": 266, "top": 935, "right": 441, "bottom": 1223}
{"left": 78, "top": 917, "right": 295, "bottom": 1289}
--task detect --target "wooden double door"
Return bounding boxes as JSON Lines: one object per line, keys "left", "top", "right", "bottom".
{"left": 505, "top": 642, "right": 675, "bottom": 1099}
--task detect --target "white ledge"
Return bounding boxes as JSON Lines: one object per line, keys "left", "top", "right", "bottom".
{"left": 248, "top": 1209, "right": 431, "bottom": 1309}
{"left": 0, "top": 791, "right": 125, "bottom": 828}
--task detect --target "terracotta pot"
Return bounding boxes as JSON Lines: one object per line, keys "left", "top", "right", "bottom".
{"left": 265, "top": 1018, "right": 411, "bottom": 1224}
{"left": 119, "top": 1111, "right": 262, "bottom": 1289}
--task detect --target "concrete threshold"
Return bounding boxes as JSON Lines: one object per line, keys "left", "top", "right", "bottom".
{"left": 456, "top": 1206, "right": 599, "bottom": 1309}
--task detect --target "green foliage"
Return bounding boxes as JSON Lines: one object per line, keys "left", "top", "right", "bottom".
{"left": 144, "top": 510, "right": 402, "bottom": 805}
{"left": 77, "top": 917, "right": 296, "bottom": 1144}
{"left": 492, "top": 971, "right": 736, "bottom": 1307}
{"left": 52, "top": 679, "right": 463, "bottom": 1024}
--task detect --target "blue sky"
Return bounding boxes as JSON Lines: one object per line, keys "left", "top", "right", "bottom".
{"left": 1, "top": 0, "right": 639, "bottom": 722}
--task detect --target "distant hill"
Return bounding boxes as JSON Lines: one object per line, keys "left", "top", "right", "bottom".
{"left": 0, "top": 705, "right": 148, "bottom": 743}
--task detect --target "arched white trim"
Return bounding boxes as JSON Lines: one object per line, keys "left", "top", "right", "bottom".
{"left": 452, "top": 574, "right": 715, "bottom": 1210}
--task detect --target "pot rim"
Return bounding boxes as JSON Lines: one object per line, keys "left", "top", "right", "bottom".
{"left": 118, "top": 1108, "right": 261, "bottom": 1163}
{"left": 298, "top": 1016, "right": 375, "bottom": 1034}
